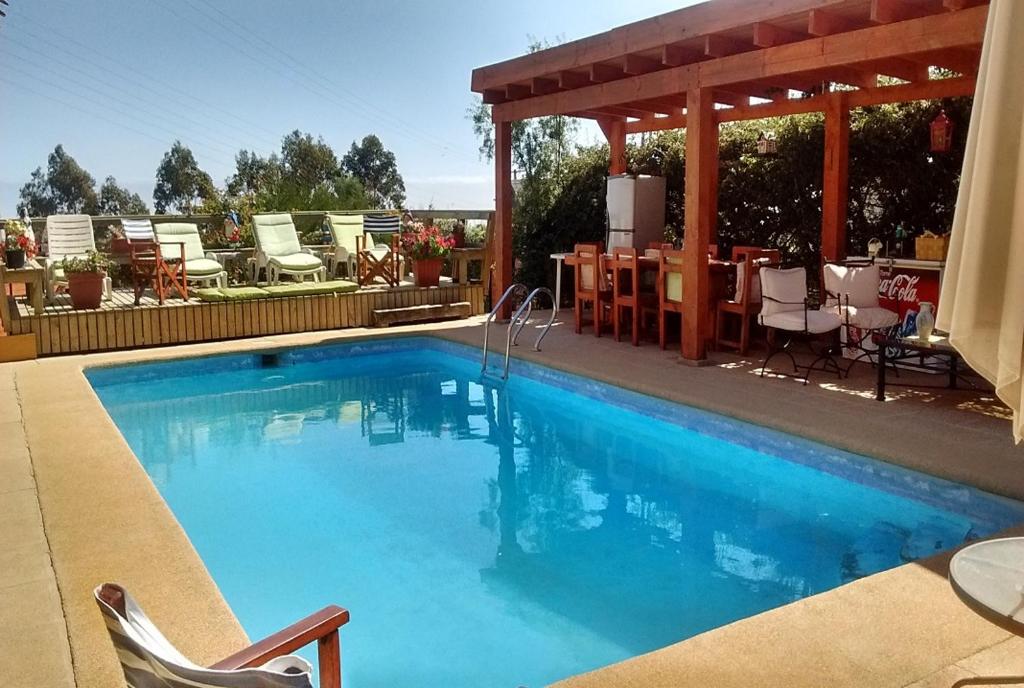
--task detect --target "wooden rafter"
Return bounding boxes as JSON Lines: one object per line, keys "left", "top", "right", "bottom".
{"left": 753, "top": 22, "right": 807, "bottom": 47}
{"left": 490, "top": 7, "right": 985, "bottom": 122}
{"left": 472, "top": 0, "right": 856, "bottom": 92}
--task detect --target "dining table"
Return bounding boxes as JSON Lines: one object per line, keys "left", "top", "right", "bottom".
{"left": 555, "top": 250, "right": 734, "bottom": 343}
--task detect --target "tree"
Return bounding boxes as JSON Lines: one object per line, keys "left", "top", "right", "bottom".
{"left": 97, "top": 176, "right": 149, "bottom": 215}
{"left": 280, "top": 130, "right": 340, "bottom": 191}
{"left": 17, "top": 168, "right": 57, "bottom": 217}
{"left": 153, "top": 141, "right": 218, "bottom": 213}
{"left": 341, "top": 135, "right": 406, "bottom": 209}
{"left": 226, "top": 150, "right": 280, "bottom": 199}
{"left": 18, "top": 145, "right": 98, "bottom": 215}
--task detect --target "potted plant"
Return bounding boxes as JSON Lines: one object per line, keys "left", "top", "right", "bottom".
{"left": 61, "top": 251, "right": 109, "bottom": 309}
{"left": 3, "top": 220, "right": 37, "bottom": 269}
{"left": 401, "top": 224, "right": 455, "bottom": 288}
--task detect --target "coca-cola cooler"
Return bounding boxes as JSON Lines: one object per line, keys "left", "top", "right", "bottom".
{"left": 606, "top": 174, "right": 666, "bottom": 251}
{"left": 841, "top": 256, "right": 945, "bottom": 360}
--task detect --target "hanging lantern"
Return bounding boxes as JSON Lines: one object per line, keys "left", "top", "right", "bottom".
{"left": 756, "top": 131, "right": 778, "bottom": 156}
{"left": 930, "top": 110, "right": 954, "bottom": 153}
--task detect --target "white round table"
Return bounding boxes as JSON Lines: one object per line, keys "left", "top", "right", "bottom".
{"left": 949, "top": 537, "right": 1024, "bottom": 636}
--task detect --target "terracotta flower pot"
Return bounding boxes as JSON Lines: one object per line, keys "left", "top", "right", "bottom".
{"left": 68, "top": 271, "right": 105, "bottom": 310}
{"left": 414, "top": 258, "right": 444, "bottom": 288}
{"left": 4, "top": 249, "right": 25, "bottom": 269}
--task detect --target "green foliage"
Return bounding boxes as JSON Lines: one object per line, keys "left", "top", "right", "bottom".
{"left": 97, "top": 176, "right": 149, "bottom": 215}
{"left": 477, "top": 95, "right": 971, "bottom": 289}
{"left": 60, "top": 250, "right": 109, "bottom": 274}
{"left": 341, "top": 135, "right": 406, "bottom": 209}
{"left": 17, "top": 145, "right": 98, "bottom": 216}
{"left": 153, "top": 141, "right": 218, "bottom": 214}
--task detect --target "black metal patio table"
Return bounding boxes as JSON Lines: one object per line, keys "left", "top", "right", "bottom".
{"left": 874, "top": 332, "right": 972, "bottom": 401}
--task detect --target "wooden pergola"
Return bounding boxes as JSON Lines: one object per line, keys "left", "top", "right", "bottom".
{"left": 471, "top": 0, "right": 986, "bottom": 361}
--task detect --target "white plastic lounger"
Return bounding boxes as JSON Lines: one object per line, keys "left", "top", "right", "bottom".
{"left": 324, "top": 213, "right": 363, "bottom": 278}
{"left": 44, "top": 214, "right": 112, "bottom": 303}
{"left": 250, "top": 214, "right": 326, "bottom": 285}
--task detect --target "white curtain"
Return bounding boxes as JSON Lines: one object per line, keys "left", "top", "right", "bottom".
{"left": 937, "top": 0, "right": 1024, "bottom": 441}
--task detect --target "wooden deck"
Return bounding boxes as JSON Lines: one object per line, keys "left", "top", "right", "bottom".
{"left": 4, "top": 281, "right": 484, "bottom": 356}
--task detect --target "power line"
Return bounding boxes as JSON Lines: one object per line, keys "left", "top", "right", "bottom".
{"left": 1, "top": 45, "right": 252, "bottom": 161}
{"left": 0, "top": 68, "right": 239, "bottom": 170}
{"left": 14, "top": 13, "right": 284, "bottom": 147}
{"left": 152, "top": 0, "right": 481, "bottom": 165}
{"left": 188, "top": 0, "right": 477, "bottom": 158}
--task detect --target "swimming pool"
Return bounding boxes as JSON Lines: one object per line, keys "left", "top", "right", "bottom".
{"left": 88, "top": 336, "right": 1024, "bottom": 688}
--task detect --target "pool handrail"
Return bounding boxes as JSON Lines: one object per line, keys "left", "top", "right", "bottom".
{"left": 482, "top": 283, "right": 528, "bottom": 373}
{"left": 504, "top": 287, "right": 557, "bottom": 379}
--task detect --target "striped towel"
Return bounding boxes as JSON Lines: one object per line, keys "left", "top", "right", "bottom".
{"left": 94, "top": 583, "right": 312, "bottom": 688}
{"left": 362, "top": 214, "right": 400, "bottom": 234}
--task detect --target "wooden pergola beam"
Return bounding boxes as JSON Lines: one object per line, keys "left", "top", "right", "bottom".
{"left": 705, "top": 34, "right": 750, "bottom": 58}
{"left": 472, "top": 0, "right": 854, "bottom": 92}
{"left": 871, "top": 0, "right": 932, "bottom": 24}
{"left": 662, "top": 44, "right": 703, "bottom": 67}
{"left": 753, "top": 22, "right": 807, "bottom": 48}
{"left": 808, "top": 8, "right": 862, "bottom": 36}
{"left": 712, "top": 75, "right": 976, "bottom": 125}
{"left": 491, "top": 7, "right": 985, "bottom": 122}
{"left": 623, "top": 53, "right": 661, "bottom": 75}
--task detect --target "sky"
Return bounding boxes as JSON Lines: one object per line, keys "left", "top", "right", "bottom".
{"left": 0, "top": 0, "right": 699, "bottom": 215}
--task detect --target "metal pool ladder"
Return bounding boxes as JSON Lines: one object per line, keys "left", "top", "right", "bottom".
{"left": 481, "top": 284, "right": 558, "bottom": 379}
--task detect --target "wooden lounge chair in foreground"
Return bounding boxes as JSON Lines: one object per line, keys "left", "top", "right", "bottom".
{"left": 95, "top": 583, "right": 349, "bottom": 688}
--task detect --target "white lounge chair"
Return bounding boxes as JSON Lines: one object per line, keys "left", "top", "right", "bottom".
{"left": 153, "top": 222, "right": 228, "bottom": 288}
{"left": 324, "top": 213, "right": 363, "bottom": 278}
{"left": 95, "top": 583, "right": 349, "bottom": 688}
{"left": 822, "top": 260, "right": 899, "bottom": 367}
{"left": 120, "top": 218, "right": 156, "bottom": 242}
{"left": 43, "top": 214, "right": 112, "bottom": 303}
{"left": 758, "top": 265, "right": 843, "bottom": 384}
{"left": 250, "top": 214, "right": 326, "bottom": 285}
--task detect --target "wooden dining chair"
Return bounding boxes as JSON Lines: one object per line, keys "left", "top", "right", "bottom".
{"left": 715, "top": 247, "right": 781, "bottom": 355}
{"left": 657, "top": 249, "right": 687, "bottom": 350}
{"left": 646, "top": 242, "right": 673, "bottom": 252}
{"left": 573, "top": 242, "right": 611, "bottom": 336}
{"left": 607, "top": 247, "right": 654, "bottom": 346}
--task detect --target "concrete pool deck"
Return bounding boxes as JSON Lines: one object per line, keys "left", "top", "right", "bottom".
{"left": 3, "top": 315, "right": 1024, "bottom": 687}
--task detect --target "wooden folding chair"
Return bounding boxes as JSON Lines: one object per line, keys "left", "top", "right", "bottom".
{"left": 129, "top": 240, "right": 187, "bottom": 305}
{"left": 356, "top": 233, "right": 401, "bottom": 287}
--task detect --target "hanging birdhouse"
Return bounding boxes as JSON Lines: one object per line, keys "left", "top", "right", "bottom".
{"left": 756, "top": 132, "right": 778, "bottom": 156}
{"left": 930, "top": 110, "right": 954, "bottom": 153}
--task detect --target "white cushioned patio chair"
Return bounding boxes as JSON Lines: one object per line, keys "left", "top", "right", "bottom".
{"left": 324, "top": 213, "right": 363, "bottom": 278}
{"left": 95, "top": 583, "right": 349, "bottom": 688}
{"left": 121, "top": 218, "right": 156, "bottom": 242}
{"left": 251, "top": 214, "right": 326, "bottom": 285}
{"left": 758, "top": 265, "right": 843, "bottom": 384}
{"left": 44, "top": 214, "right": 112, "bottom": 303}
{"left": 153, "top": 222, "right": 228, "bottom": 288}
{"left": 822, "top": 261, "right": 899, "bottom": 368}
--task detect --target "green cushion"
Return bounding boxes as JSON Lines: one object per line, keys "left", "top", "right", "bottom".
{"left": 262, "top": 280, "right": 359, "bottom": 296}
{"left": 185, "top": 258, "right": 225, "bottom": 276}
{"left": 195, "top": 287, "right": 271, "bottom": 302}
{"left": 326, "top": 214, "right": 364, "bottom": 254}
{"left": 154, "top": 222, "right": 207, "bottom": 262}
{"left": 268, "top": 252, "right": 323, "bottom": 271}
{"left": 253, "top": 214, "right": 302, "bottom": 257}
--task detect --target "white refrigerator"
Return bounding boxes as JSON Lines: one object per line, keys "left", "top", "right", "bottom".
{"left": 605, "top": 174, "right": 667, "bottom": 251}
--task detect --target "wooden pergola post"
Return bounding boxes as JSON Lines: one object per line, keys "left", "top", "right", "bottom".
{"left": 604, "top": 119, "right": 627, "bottom": 175}
{"left": 822, "top": 92, "right": 851, "bottom": 262}
{"left": 682, "top": 86, "right": 718, "bottom": 362}
{"left": 493, "top": 119, "right": 514, "bottom": 316}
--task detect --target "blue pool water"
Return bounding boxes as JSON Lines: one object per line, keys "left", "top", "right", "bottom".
{"left": 88, "top": 337, "right": 1024, "bottom": 688}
